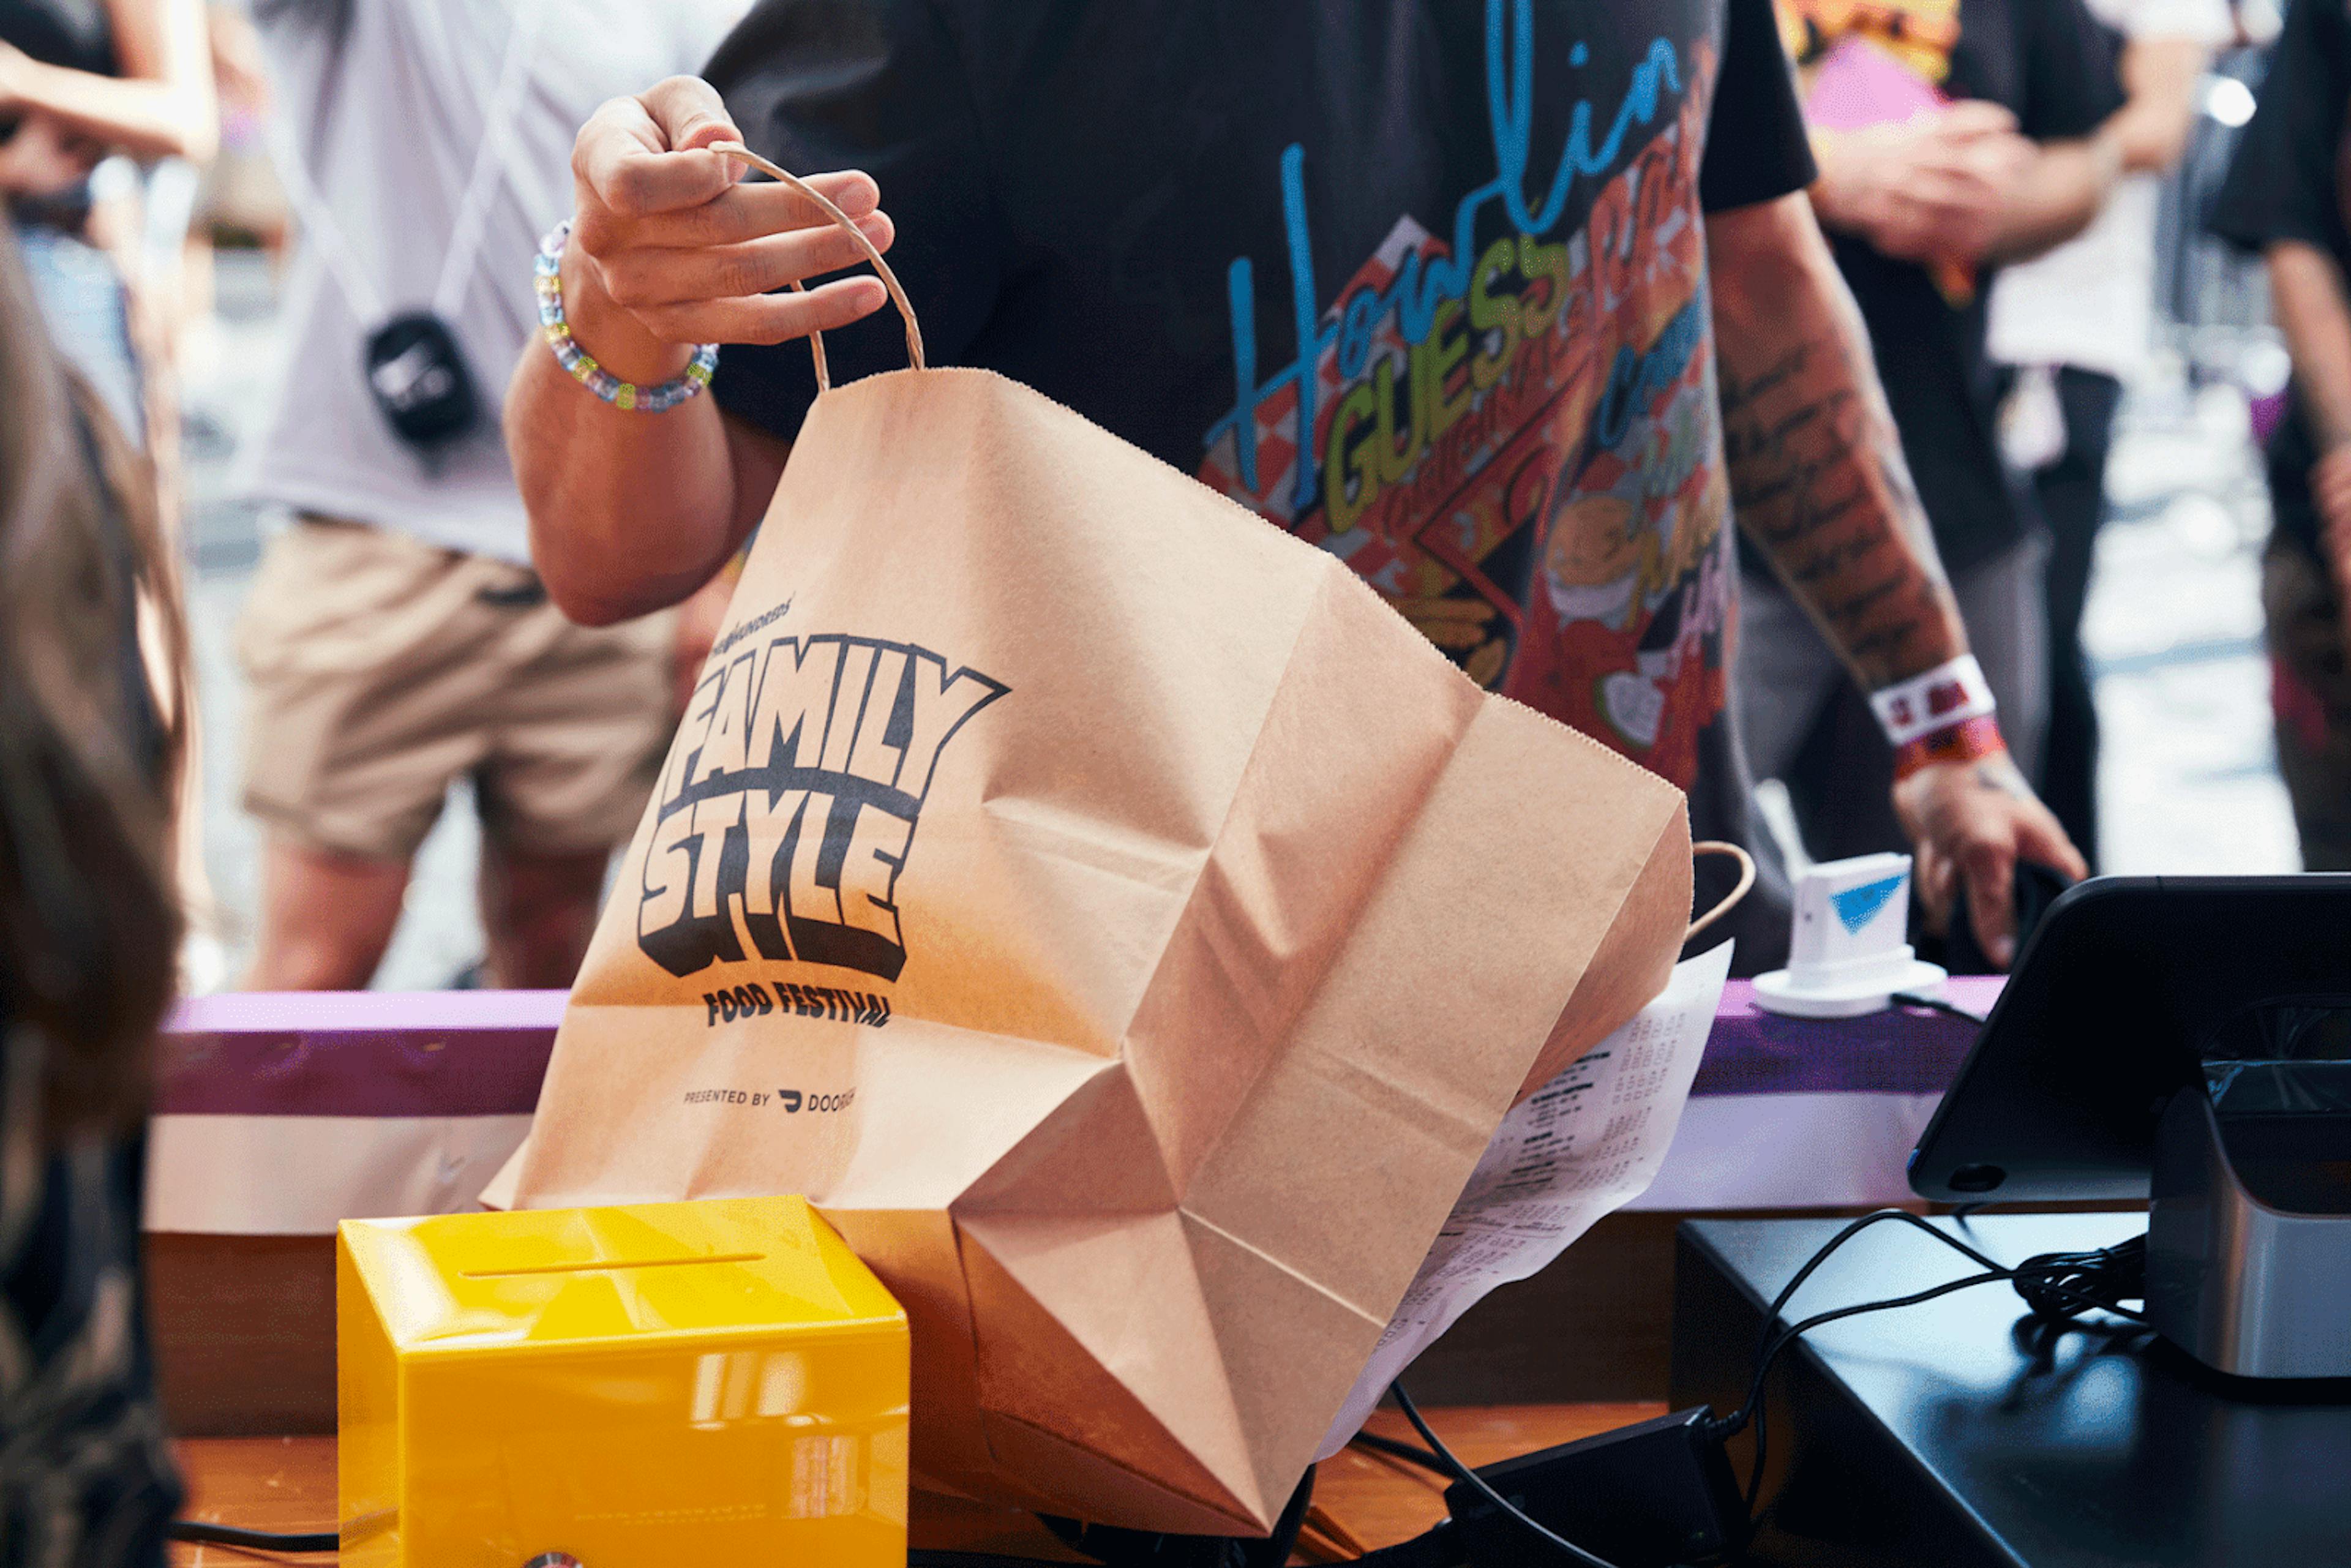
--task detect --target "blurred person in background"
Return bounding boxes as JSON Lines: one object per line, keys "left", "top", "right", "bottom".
{"left": 1989, "top": 0, "right": 2233, "bottom": 872}
{"left": 172, "top": 4, "right": 279, "bottom": 366}
{"left": 0, "top": 220, "right": 189, "bottom": 1567}
{"left": 1737, "top": 0, "right": 2124, "bottom": 888}
{"left": 235, "top": 0, "right": 744, "bottom": 992}
{"left": 508, "top": 0, "right": 2083, "bottom": 970}
{"left": 0, "top": 0, "right": 214, "bottom": 441}
{"left": 2210, "top": 0, "right": 2351, "bottom": 870}
{"left": 4, "top": 0, "right": 215, "bottom": 997}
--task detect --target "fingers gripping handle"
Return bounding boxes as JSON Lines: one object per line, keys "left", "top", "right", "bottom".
{"left": 708, "top": 141, "right": 924, "bottom": 391}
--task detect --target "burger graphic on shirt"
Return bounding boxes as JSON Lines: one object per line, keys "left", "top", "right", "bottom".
{"left": 1543, "top": 493, "right": 1647, "bottom": 631}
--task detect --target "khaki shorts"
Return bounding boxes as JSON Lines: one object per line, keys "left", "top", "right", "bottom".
{"left": 236, "top": 516, "right": 677, "bottom": 863}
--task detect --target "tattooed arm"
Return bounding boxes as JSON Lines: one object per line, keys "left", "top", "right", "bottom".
{"left": 1706, "top": 192, "right": 2085, "bottom": 964}
{"left": 1711, "top": 220, "right": 1962, "bottom": 687}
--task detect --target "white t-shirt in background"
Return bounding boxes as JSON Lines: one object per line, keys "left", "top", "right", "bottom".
{"left": 1987, "top": 0, "right": 2235, "bottom": 382}
{"left": 242, "top": 0, "right": 751, "bottom": 563}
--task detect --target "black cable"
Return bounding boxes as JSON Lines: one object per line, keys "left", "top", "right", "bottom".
{"left": 1889, "top": 991, "right": 1988, "bottom": 1026}
{"left": 1735, "top": 1267, "right": 2012, "bottom": 1509}
{"left": 1719, "top": 1208, "right": 2056, "bottom": 1436}
{"left": 1705, "top": 1210, "right": 2148, "bottom": 1514}
{"left": 1349, "top": 1428, "right": 1455, "bottom": 1479}
{"left": 1389, "top": 1380, "right": 1622, "bottom": 1568}
{"left": 167, "top": 1520, "right": 337, "bottom": 1553}
{"left": 2013, "top": 1236, "right": 2147, "bottom": 1321}
{"left": 1719, "top": 1209, "right": 2000, "bottom": 1435}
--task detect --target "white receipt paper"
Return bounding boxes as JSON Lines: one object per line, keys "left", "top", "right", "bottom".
{"left": 1316, "top": 940, "right": 1734, "bottom": 1458}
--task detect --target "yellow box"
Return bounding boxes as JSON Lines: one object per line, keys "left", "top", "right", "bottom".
{"left": 337, "top": 1196, "right": 908, "bottom": 1567}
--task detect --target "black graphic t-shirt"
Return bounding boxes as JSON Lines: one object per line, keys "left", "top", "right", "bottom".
{"left": 1773, "top": 0, "right": 2121, "bottom": 572}
{"left": 2209, "top": 0, "right": 2350, "bottom": 565}
{"left": 710, "top": 0, "right": 1813, "bottom": 864}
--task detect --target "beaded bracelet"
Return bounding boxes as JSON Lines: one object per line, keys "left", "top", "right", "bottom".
{"left": 534, "top": 219, "right": 718, "bottom": 412}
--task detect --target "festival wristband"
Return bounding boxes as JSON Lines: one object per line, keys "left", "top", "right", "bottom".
{"left": 1873, "top": 655, "right": 2006, "bottom": 780}
{"left": 1870, "top": 655, "right": 1996, "bottom": 747}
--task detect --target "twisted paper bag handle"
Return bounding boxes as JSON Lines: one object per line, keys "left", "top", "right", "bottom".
{"left": 1687, "top": 841, "right": 1755, "bottom": 943}
{"left": 709, "top": 140, "right": 926, "bottom": 391}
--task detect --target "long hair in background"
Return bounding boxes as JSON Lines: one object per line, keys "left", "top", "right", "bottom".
{"left": 0, "top": 220, "right": 188, "bottom": 1137}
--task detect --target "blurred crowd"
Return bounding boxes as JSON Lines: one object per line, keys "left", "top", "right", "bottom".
{"left": 1, "top": 0, "right": 2347, "bottom": 1556}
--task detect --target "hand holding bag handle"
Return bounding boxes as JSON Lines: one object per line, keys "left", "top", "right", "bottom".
{"left": 710, "top": 141, "right": 926, "bottom": 390}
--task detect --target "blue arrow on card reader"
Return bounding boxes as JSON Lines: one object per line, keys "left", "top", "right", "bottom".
{"left": 1831, "top": 874, "right": 1907, "bottom": 935}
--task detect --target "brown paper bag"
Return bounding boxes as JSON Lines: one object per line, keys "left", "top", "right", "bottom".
{"left": 498, "top": 152, "right": 1692, "bottom": 1536}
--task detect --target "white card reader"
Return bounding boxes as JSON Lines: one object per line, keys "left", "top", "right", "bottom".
{"left": 1752, "top": 852, "right": 1946, "bottom": 1019}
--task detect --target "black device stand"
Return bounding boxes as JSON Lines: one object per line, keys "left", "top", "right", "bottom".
{"left": 2147, "top": 1059, "right": 2351, "bottom": 1378}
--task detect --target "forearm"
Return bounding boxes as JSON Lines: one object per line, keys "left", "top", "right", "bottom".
{"left": 2108, "top": 37, "right": 2211, "bottom": 176}
{"left": 508, "top": 252, "right": 767, "bottom": 626}
{"left": 2268, "top": 242, "right": 2351, "bottom": 453}
{"left": 1985, "top": 135, "right": 2123, "bottom": 264}
{"left": 1709, "top": 193, "right": 1968, "bottom": 687}
{"left": 8, "top": 0, "right": 217, "bottom": 162}
{"left": 3, "top": 56, "right": 214, "bottom": 160}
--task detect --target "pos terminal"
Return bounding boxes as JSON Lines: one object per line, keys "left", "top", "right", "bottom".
{"left": 1908, "top": 874, "right": 2351, "bottom": 1378}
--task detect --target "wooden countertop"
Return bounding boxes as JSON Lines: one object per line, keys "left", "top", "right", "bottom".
{"left": 170, "top": 1403, "right": 1664, "bottom": 1564}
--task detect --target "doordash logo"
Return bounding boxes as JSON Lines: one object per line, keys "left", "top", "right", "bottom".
{"left": 637, "top": 633, "right": 1005, "bottom": 983}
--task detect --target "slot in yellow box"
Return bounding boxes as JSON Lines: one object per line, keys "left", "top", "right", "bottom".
{"left": 338, "top": 1196, "right": 908, "bottom": 1567}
